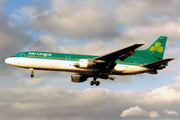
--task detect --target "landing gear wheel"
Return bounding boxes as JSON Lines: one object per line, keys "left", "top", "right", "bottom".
{"left": 30, "top": 74, "right": 34, "bottom": 78}
{"left": 90, "top": 81, "right": 95, "bottom": 86}
{"left": 95, "top": 81, "right": 100, "bottom": 86}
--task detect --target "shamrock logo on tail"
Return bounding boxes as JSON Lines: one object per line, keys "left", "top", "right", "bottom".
{"left": 150, "top": 42, "right": 164, "bottom": 53}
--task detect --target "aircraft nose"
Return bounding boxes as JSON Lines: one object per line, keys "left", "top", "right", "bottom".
{"left": 5, "top": 58, "right": 10, "bottom": 64}
{"left": 5, "top": 58, "right": 15, "bottom": 65}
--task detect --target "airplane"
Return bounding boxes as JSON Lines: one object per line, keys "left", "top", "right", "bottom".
{"left": 5, "top": 36, "right": 174, "bottom": 86}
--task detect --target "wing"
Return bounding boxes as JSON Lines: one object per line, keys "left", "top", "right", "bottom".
{"left": 94, "top": 44, "right": 144, "bottom": 71}
{"left": 95, "top": 44, "right": 144, "bottom": 61}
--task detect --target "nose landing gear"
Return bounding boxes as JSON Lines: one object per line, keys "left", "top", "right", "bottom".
{"left": 29, "top": 68, "right": 34, "bottom": 78}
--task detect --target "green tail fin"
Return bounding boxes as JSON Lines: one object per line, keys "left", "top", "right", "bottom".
{"left": 145, "top": 36, "right": 167, "bottom": 60}
{"left": 122, "top": 36, "right": 168, "bottom": 65}
{"left": 133, "top": 36, "right": 167, "bottom": 64}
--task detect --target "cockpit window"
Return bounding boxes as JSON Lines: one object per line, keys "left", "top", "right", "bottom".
{"left": 10, "top": 55, "right": 16, "bottom": 57}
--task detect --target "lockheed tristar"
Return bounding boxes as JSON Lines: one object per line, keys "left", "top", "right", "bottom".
{"left": 5, "top": 36, "right": 174, "bottom": 86}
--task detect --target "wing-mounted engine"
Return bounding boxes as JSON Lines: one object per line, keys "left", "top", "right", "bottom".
{"left": 77, "top": 59, "right": 95, "bottom": 68}
{"left": 71, "top": 74, "right": 88, "bottom": 83}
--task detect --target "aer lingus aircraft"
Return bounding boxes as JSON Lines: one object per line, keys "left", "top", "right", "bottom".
{"left": 5, "top": 36, "right": 174, "bottom": 86}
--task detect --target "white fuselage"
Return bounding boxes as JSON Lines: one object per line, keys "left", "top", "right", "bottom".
{"left": 5, "top": 57, "right": 149, "bottom": 75}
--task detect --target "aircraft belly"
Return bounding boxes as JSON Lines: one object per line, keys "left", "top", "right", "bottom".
{"left": 113, "top": 64, "right": 145, "bottom": 75}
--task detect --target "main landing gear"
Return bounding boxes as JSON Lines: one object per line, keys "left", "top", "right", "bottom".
{"left": 90, "top": 77, "right": 100, "bottom": 86}
{"left": 29, "top": 68, "right": 34, "bottom": 78}
{"left": 89, "top": 75, "right": 115, "bottom": 86}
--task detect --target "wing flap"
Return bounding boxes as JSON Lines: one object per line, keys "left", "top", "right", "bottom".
{"left": 119, "top": 51, "right": 135, "bottom": 61}
{"left": 146, "top": 70, "right": 158, "bottom": 74}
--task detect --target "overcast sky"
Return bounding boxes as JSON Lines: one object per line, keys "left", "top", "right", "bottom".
{"left": 1, "top": 0, "right": 180, "bottom": 120}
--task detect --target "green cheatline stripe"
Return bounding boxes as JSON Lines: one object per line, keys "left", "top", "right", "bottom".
{"left": 26, "top": 56, "right": 139, "bottom": 66}
{"left": 27, "top": 56, "right": 79, "bottom": 61}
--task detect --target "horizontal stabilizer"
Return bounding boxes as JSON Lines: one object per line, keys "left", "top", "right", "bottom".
{"left": 142, "top": 58, "right": 174, "bottom": 69}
